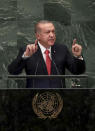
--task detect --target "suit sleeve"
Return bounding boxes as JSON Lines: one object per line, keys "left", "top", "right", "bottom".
{"left": 8, "top": 47, "right": 26, "bottom": 75}
{"left": 65, "top": 46, "right": 86, "bottom": 75}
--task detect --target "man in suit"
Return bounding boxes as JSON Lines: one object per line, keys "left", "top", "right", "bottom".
{"left": 8, "top": 20, "right": 85, "bottom": 88}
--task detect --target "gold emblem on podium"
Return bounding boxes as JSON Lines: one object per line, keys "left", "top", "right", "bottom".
{"left": 32, "top": 92, "right": 63, "bottom": 119}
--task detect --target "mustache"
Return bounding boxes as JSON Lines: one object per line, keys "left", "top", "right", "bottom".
{"left": 48, "top": 38, "right": 55, "bottom": 40}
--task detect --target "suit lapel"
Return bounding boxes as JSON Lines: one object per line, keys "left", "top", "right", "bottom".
{"left": 51, "top": 45, "right": 56, "bottom": 61}
{"left": 51, "top": 45, "right": 58, "bottom": 75}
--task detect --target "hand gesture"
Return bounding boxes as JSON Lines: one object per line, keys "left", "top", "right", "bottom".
{"left": 24, "top": 39, "right": 38, "bottom": 57}
{"left": 72, "top": 39, "right": 82, "bottom": 57}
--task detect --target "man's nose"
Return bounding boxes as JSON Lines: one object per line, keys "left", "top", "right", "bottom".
{"left": 49, "top": 32, "right": 54, "bottom": 37}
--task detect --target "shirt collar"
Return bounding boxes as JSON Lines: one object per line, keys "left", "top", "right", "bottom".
{"left": 38, "top": 41, "right": 51, "bottom": 54}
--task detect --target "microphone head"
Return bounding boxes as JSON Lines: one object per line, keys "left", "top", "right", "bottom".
{"left": 54, "top": 50, "right": 56, "bottom": 53}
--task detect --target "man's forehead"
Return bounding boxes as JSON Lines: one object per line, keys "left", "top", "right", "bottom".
{"left": 39, "top": 23, "right": 55, "bottom": 29}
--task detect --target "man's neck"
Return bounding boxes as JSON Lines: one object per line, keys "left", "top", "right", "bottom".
{"left": 38, "top": 41, "right": 50, "bottom": 49}
{"left": 38, "top": 41, "right": 51, "bottom": 49}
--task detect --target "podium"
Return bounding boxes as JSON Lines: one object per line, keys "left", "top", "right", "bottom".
{"left": 0, "top": 74, "right": 88, "bottom": 88}
{"left": 0, "top": 75, "right": 94, "bottom": 131}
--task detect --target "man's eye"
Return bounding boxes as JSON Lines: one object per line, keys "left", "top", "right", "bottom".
{"left": 52, "top": 31, "right": 55, "bottom": 33}
{"left": 45, "top": 31, "right": 49, "bottom": 34}
{"left": 44, "top": 30, "right": 55, "bottom": 34}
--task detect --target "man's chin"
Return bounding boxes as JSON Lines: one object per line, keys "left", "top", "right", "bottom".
{"left": 48, "top": 41, "right": 55, "bottom": 46}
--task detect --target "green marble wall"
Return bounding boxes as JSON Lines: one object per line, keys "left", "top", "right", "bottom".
{"left": 0, "top": 0, "right": 95, "bottom": 87}
{"left": 0, "top": 1, "right": 95, "bottom": 130}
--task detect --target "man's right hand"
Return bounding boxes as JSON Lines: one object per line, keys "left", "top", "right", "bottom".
{"left": 24, "top": 39, "right": 38, "bottom": 57}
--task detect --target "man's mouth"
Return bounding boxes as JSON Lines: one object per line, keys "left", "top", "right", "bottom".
{"left": 49, "top": 39, "right": 55, "bottom": 42}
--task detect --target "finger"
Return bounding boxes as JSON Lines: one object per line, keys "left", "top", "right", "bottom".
{"left": 72, "top": 45, "right": 78, "bottom": 52}
{"left": 72, "top": 38, "right": 77, "bottom": 45}
{"left": 31, "top": 45, "right": 37, "bottom": 53}
{"left": 27, "top": 45, "right": 33, "bottom": 53}
{"left": 24, "top": 45, "right": 31, "bottom": 56}
{"left": 35, "top": 39, "right": 38, "bottom": 46}
{"left": 27, "top": 46, "right": 30, "bottom": 52}
{"left": 32, "top": 45, "right": 36, "bottom": 52}
{"left": 72, "top": 44, "right": 82, "bottom": 52}
{"left": 74, "top": 47, "right": 79, "bottom": 52}
{"left": 26, "top": 45, "right": 31, "bottom": 52}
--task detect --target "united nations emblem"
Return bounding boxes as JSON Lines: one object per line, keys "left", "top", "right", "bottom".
{"left": 32, "top": 92, "right": 63, "bottom": 119}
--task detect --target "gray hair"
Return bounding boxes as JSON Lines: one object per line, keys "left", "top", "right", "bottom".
{"left": 35, "top": 20, "right": 54, "bottom": 33}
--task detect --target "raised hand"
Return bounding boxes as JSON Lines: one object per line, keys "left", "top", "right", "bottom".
{"left": 24, "top": 39, "right": 38, "bottom": 57}
{"left": 72, "top": 38, "right": 82, "bottom": 57}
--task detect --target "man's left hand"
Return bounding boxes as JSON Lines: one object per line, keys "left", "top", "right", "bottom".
{"left": 72, "top": 39, "right": 82, "bottom": 57}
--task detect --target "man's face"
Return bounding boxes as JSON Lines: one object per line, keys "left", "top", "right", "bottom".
{"left": 36, "top": 23, "right": 56, "bottom": 48}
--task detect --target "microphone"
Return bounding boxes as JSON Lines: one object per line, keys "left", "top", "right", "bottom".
{"left": 52, "top": 59, "right": 63, "bottom": 88}
{"left": 52, "top": 49, "right": 60, "bottom": 74}
{"left": 52, "top": 48, "right": 60, "bottom": 75}
{"left": 52, "top": 60, "right": 60, "bottom": 75}
{"left": 34, "top": 60, "right": 39, "bottom": 75}
{"left": 32, "top": 60, "right": 40, "bottom": 88}
{"left": 54, "top": 50, "right": 56, "bottom": 53}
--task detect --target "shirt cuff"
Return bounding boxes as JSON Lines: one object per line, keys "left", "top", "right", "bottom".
{"left": 74, "top": 55, "right": 83, "bottom": 60}
{"left": 22, "top": 53, "right": 30, "bottom": 59}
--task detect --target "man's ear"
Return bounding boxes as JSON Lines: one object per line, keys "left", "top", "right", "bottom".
{"left": 35, "top": 33, "right": 40, "bottom": 40}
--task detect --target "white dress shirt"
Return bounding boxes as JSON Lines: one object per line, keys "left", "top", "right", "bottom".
{"left": 38, "top": 41, "right": 51, "bottom": 63}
